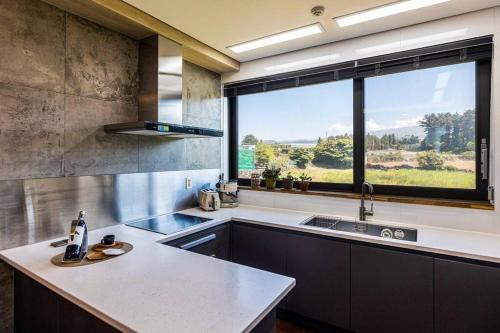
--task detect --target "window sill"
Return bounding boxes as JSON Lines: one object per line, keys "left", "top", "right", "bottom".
{"left": 239, "top": 186, "right": 494, "bottom": 211}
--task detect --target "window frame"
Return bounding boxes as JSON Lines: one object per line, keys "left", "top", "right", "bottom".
{"left": 226, "top": 37, "right": 492, "bottom": 201}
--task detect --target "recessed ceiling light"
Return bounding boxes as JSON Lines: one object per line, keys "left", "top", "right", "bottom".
{"left": 335, "top": 0, "right": 451, "bottom": 27}
{"left": 228, "top": 23, "right": 324, "bottom": 53}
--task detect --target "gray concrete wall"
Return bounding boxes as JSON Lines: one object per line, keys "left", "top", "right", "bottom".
{"left": 0, "top": 0, "right": 222, "bottom": 181}
{"left": 0, "top": 2, "right": 222, "bottom": 331}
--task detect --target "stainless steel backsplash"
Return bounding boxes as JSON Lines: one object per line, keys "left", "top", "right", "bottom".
{"left": 0, "top": 169, "right": 219, "bottom": 250}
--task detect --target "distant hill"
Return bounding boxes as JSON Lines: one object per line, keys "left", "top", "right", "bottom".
{"left": 369, "top": 126, "right": 425, "bottom": 138}
{"left": 276, "top": 139, "right": 317, "bottom": 144}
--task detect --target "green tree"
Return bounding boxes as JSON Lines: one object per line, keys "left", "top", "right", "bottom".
{"left": 312, "top": 136, "right": 353, "bottom": 169}
{"left": 289, "top": 147, "right": 313, "bottom": 169}
{"left": 416, "top": 150, "right": 445, "bottom": 170}
{"left": 419, "top": 110, "right": 475, "bottom": 153}
{"left": 241, "top": 134, "right": 258, "bottom": 145}
{"left": 254, "top": 141, "right": 275, "bottom": 168}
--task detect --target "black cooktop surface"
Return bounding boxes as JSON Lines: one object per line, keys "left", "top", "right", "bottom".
{"left": 126, "top": 213, "right": 212, "bottom": 235}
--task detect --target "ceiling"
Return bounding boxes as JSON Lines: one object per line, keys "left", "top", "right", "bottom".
{"left": 124, "top": 0, "right": 500, "bottom": 62}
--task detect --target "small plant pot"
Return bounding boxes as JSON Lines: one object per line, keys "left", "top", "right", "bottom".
{"left": 298, "top": 181, "right": 310, "bottom": 192}
{"left": 282, "top": 178, "right": 294, "bottom": 190}
{"left": 265, "top": 178, "right": 277, "bottom": 190}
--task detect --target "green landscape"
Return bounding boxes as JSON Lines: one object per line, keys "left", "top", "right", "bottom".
{"left": 239, "top": 110, "right": 476, "bottom": 189}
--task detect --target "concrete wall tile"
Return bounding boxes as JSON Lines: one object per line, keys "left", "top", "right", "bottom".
{"left": 0, "top": 0, "right": 65, "bottom": 93}
{"left": 139, "top": 138, "right": 186, "bottom": 172}
{"left": 0, "top": 84, "right": 64, "bottom": 180}
{"left": 64, "top": 95, "right": 138, "bottom": 176}
{"left": 65, "top": 13, "right": 139, "bottom": 104}
{"left": 186, "top": 138, "right": 221, "bottom": 170}
{"left": 183, "top": 61, "right": 221, "bottom": 130}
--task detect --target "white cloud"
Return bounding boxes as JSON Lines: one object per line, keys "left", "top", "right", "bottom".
{"left": 394, "top": 116, "right": 422, "bottom": 128}
{"left": 366, "top": 119, "right": 382, "bottom": 132}
{"left": 329, "top": 122, "right": 352, "bottom": 135}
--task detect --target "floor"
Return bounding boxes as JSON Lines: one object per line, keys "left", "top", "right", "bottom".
{"left": 276, "top": 319, "right": 318, "bottom": 333}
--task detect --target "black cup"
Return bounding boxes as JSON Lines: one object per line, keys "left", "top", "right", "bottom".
{"left": 101, "top": 234, "right": 115, "bottom": 246}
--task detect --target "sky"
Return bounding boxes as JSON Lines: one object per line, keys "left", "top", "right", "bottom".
{"left": 238, "top": 62, "right": 475, "bottom": 143}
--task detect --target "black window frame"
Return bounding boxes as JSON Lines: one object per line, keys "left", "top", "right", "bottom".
{"left": 226, "top": 37, "right": 492, "bottom": 201}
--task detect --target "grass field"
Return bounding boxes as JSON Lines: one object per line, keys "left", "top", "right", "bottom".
{"left": 281, "top": 167, "right": 475, "bottom": 189}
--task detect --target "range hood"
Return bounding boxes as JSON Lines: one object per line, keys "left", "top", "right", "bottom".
{"left": 104, "top": 35, "right": 223, "bottom": 138}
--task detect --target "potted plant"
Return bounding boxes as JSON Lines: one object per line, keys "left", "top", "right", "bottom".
{"left": 282, "top": 172, "right": 296, "bottom": 190}
{"left": 298, "top": 173, "right": 312, "bottom": 192}
{"left": 261, "top": 167, "right": 281, "bottom": 190}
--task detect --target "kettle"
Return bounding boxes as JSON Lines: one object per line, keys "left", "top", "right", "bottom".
{"left": 199, "top": 189, "right": 221, "bottom": 211}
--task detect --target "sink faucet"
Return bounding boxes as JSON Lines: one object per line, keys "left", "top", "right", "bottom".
{"left": 359, "top": 182, "right": 374, "bottom": 221}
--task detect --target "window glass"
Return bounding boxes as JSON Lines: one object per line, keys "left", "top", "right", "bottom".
{"left": 364, "top": 62, "right": 476, "bottom": 189}
{"left": 238, "top": 80, "right": 353, "bottom": 183}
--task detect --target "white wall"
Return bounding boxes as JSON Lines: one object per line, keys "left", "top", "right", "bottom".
{"left": 223, "top": 7, "right": 500, "bottom": 234}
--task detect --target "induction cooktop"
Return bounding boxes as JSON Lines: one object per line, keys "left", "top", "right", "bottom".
{"left": 126, "top": 213, "right": 212, "bottom": 235}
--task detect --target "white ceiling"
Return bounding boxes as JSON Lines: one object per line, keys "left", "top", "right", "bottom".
{"left": 124, "top": 0, "right": 500, "bottom": 62}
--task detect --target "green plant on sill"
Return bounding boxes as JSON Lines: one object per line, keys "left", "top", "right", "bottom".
{"left": 262, "top": 167, "right": 281, "bottom": 180}
{"left": 298, "top": 173, "right": 312, "bottom": 182}
{"left": 262, "top": 167, "right": 281, "bottom": 190}
{"left": 282, "top": 172, "right": 296, "bottom": 190}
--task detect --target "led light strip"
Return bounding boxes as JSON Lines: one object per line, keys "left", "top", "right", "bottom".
{"left": 228, "top": 23, "right": 324, "bottom": 53}
{"left": 336, "top": 0, "right": 451, "bottom": 27}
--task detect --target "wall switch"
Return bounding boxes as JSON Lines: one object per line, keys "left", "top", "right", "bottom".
{"left": 185, "top": 177, "right": 192, "bottom": 189}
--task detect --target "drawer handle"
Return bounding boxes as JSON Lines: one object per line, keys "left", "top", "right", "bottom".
{"left": 180, "top": 234, "right": 216, "bottom": 250}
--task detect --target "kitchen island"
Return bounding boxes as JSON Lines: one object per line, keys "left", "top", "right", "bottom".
{"left": 0, "top": 222, "right": 294, "bottom": 333}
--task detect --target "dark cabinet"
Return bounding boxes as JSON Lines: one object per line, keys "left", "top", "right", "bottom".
{"left": 435, "top": 258, "right": 500, "bottom": 333}
{"left": 231, "top": 223, "right": 287, "bottom": 275}
{"left": 14, "top": 270, "right": 58, "bottom": 333}
{"left": 14, "top": 271, "right": 120, "bottom": 333}
{"left": 350, "top": 244, "right": 433, "bottom": 333}
{"left": 165, "top": 223, "right": 230, "bottom": 260}
{"left": 286, "top": 233, "right": 350, "bottom": 329}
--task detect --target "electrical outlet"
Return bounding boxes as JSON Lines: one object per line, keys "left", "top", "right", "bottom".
{"left": 185, "top": 177, "right": 192, "bottom": 189}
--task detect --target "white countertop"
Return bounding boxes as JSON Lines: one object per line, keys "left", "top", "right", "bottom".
{"left": 0, "top": 221, "right": 295, "bottom": 333}
{"left": 3, "top": 204, "right": 500, "bottom": 333}
{"left": 176, "top": 205, "right": 500, "bottom": 264}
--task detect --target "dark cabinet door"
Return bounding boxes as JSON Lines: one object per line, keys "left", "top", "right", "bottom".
{"left": 435, "top": 258, "right": 500, "bottom": 333}
{"left": 58, "top": 296, "right": 121, "bottom": 333}
{"left": 231, "top": 223, "right": 287, "bottom": 275}
{"left": 286, "top": 233, "right": 350, "bottom": 329}
{"left": 165, "top": 223, "right": 230, "bottom": 260}
{"left": 15, "top": 271, "right": 120, "bottom": 333}
{"left": 14, "top": 270, "right": 58, "bottom": 333}
{"left": 351, "top": 244, "right": 433, "bottom": 333}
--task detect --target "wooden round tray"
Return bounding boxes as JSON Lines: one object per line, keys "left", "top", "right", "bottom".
{"left": 51, "top": 242, "right": 133, "bottom": 267}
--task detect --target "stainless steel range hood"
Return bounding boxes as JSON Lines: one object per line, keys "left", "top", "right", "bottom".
{"left": 104, "top": 35, "right": 223, "bottom": 138}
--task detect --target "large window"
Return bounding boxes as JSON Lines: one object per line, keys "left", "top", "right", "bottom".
{"left": 227, "top": 37, "right": 492, "bottom": 200}
{"left": 238, "top": 80, "right": 353, "bottom": 184}
{"left": 365, "top": 63, "right": 476, "bottom": 189}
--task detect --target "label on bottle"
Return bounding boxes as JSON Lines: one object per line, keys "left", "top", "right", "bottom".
{"left": 68, "top": 225, "right": 85, "bottom": 246}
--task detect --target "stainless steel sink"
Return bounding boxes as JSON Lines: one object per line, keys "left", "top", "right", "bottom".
{"left": 301, "top": 215, "right": 417, "bottom": 242}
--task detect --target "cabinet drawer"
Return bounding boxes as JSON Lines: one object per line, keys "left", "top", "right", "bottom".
{"left": 164, "top": 223, "right": 230, "bottom": 260}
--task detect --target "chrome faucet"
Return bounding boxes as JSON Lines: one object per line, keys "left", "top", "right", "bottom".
{"left": 359, "top": 182, "right": 374, "bottom": 221}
